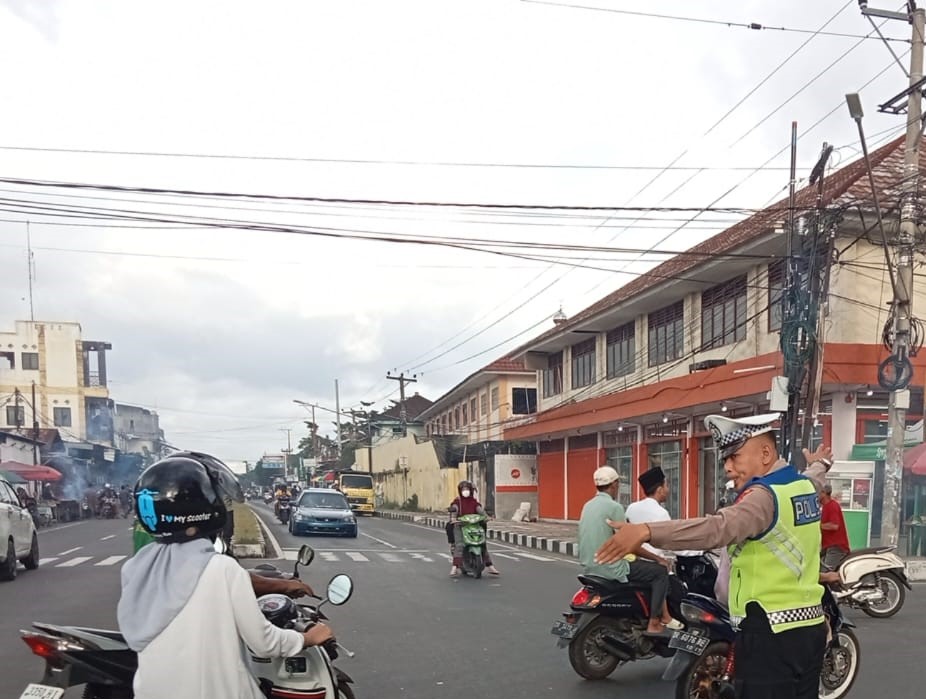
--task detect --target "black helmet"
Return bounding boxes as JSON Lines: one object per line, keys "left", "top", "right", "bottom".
{"left": 134, "top": 453, "right": 244, "bottom": 542}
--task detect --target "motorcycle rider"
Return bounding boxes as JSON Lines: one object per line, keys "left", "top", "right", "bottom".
{"left": 118, "top": 453, "right": 333, "bottom": 699}
{"left": 595, "top": 414, "right": 832, "bottom": 699}
{"left": 446, "top": 480, "right": 500, "bottom": 577}
{"left": 578, "top": 466, "right": 680, "bottom": 635}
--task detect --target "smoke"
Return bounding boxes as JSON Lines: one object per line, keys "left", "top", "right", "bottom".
{"left": 47, "top": 456, "right": 94, "bottom": 502}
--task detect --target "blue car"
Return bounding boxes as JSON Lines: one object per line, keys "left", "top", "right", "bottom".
{"left": 288, "top": 488, "right": 358, "bottom": 538}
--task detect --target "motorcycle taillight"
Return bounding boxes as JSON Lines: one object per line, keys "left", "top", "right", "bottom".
{"left": 571, "top": 588, "right": 591, "bottom": 607}
{"left": 21, "top": 633, "right": 67, "bottom": 667}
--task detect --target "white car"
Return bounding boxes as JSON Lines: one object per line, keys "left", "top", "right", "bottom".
{"left": 0, "top": 477, "right": 39, "bottom": 581}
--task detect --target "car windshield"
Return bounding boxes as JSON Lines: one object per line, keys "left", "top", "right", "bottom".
{"left": 298, "top": 492, "right": 349, "bottom": 510}
{"left": 341, "top": 475, "right": 373, "bottom": 489}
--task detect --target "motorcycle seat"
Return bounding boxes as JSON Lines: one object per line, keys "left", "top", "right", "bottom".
{"left": 845, "top": 545, "right": 895, "bottom": 557}
{"left": 578, "top": 574, "right": 653, "bottom": 593}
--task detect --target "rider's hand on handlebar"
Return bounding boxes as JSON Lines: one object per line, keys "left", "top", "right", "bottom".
{"left": 303, "top": 623, "right": 334, "bottom": 647}
{"left": 282, "top": 579, "right": 316, "bottom": 599}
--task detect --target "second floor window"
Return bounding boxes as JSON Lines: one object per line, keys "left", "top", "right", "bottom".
{"left": 648, "top": 301, "right": 685, "bottom": 366}
{"left": 461, "top": 403, "right": 468, "bottom": 426}
{"left": 54, "top": 407, "right": 72, "bottom": 427}
{"left": 480, "top": 392, "right": 488, "bottom": 415}
{"left": 470, "top": 398, "right": 477, "bottom": 423}
{"left": 606, "top": 322, "right": 635, "bottom": 378}
{"left": 571, "top": 338, "right": 596, "bottom": 389}
{"left": 22, "top": 352, "right": 39, "bottom": 370}
{"left": 6, "top": 405, "right": 24, "bottom": 427}
{"left": 511, "top": 387, "right": 538, "bottom": 415}
{"left": 491, "top": 386, "right": 500, "bottom": 411}
{"left": 543, "top": 351, "right": 563, "bottom": 397}
{"left": 701, "top": 275, "right": 748, "bottom": 350}
{"left": 768, "top": 260, "right": 785, "bottom": 332}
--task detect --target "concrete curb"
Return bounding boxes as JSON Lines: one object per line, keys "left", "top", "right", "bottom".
{"left": 232, "top": 505, "right": 277, "bottom": 559}
{"left": 375, "top": 510, "right": 579, "bottom": 558}
{"left": 375, "top": 510, "right": 926, "bottom": 579}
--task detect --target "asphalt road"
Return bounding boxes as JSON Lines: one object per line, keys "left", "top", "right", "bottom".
{"left": 1, "top": 507, "right": 924, "bottom": 698}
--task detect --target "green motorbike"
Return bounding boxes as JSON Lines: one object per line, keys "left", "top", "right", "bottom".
{"left": 456, "top": 513, "right": 488, "bottom": 579}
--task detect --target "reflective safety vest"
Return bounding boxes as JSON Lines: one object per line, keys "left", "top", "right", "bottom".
{"left": 728, "top": 465, "right": 825, "bottom": 633}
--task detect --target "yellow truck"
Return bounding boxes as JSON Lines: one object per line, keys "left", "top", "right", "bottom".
{"left": 339, "top": 472, "right": 375, "bottom": 515}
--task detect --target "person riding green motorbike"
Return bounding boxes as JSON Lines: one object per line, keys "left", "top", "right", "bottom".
{"left": 446, "top": 480, "right": 500, "bottom": 577}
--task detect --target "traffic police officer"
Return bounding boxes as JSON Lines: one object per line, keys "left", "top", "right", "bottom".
{"left": 595, "top": 413, "right": 833, "bottom": 698}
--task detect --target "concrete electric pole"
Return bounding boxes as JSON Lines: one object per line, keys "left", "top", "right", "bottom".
{"left": 386, "top": 372, "right": 417, "bottom": 437}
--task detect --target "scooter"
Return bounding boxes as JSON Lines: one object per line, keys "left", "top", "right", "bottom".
{"left": 827, "top": 545, "right": 911, "bottom": 618}
{"left": 17, "top": 543, "right": 356, "bottom": 699}
{"left": 668, "top": 553, "right": 861, "bottom": 699}
{"left": 277, "top": 496, "right": 292, "bottom": 525}
{"left": 453, "top": 513, "right": 488, "bottom": 579}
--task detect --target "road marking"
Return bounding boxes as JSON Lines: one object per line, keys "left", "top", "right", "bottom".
{"left": 56, "top": 556, "right": 92, "bottom": 567}
{"left": 511, "top": 552, "right": 553, "bottom": 561}
{"left": 378, "top": 552, "right": 401, "bottom": 562}
{"left": 100, "top": 535, "right": 116, "bottom": 541}
{"left": 409, "top": 553, "right": 434, "bottom": 562}
{"left": 57, "top": 547, "right": 83, "bottom": 556}
{"left": 346, "top": 552, "right": 369, "bottom": 562}
{"left": 39, "top": 557, "right": 59, "bottom": 565}
{"left": 360, "top": 531, "right": 398, "bottom": 549}
{"left": 320, "top": 552, "right": 338, "bottom": 561}
{"left": 436, "top": 552, "right": 452, "bottom": 561}
{"left": 39, "top": 522, "right": 86, "bottom": 534}
{"left": 491, "top": 552, "right": 519, "bottom": 561}
{"left": 94, "top": 555, "right": 127, "bottom": 566}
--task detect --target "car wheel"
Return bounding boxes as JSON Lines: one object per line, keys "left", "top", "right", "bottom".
{"left": 22, "top": 533, "right": 39, "bottom": 570}
{"left": 0, "top": 538, "right": 17, "bottom": 581}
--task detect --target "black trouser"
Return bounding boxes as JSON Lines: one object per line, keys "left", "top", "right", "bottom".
{"left": 734, "top": 603, "right": 827, "bottom": 699}
{"left": 627, "top": 559, "right": 669, "bottom": 621}
{"left": 821, "top": 546, "right": 849, "bottom": 571}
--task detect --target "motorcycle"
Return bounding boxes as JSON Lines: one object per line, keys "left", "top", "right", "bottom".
{"left": 99, "top": 495, "right": 117, "bottom": 520}
{"left": 550, "top": 566, "right": 689, "bottom": 680}
{"left": 453, "top": 513, "right": 488, "bottom": 579}
{"left": 827, "top": 545, "right": 911, "bottom": 618}
{"left": 277, "top": 496, "right": 292, "bottom": 525}
{"left": 17, "top": 543, "right": 356, "bottom": 699}
{"left": 668, "top": 553, "right": 861, "bottom": 699}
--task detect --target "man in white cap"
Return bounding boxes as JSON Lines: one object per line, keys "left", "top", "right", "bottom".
{"left": 595, "top": 414, "right": 833, "bottom": 699}
{"left": 578, "top": 465, "right": 680, "bottom": 635}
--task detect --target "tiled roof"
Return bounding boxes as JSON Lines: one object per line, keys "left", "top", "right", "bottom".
{"left": 418, "top": 354, "right": 534, "bottom": 418}
{"left": 514, "top": 135, "right": 907, "bottom": 353}
{"left": 380, "top": 393, "right": 434, "bottom": 421}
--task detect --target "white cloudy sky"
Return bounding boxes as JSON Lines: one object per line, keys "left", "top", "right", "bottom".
{"left": 0, "top": 0, "right": 914, "bottom": 461}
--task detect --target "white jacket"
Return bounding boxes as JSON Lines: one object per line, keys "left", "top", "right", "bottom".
{"left": 133, "top": 554, "right": 304, "bottom": 699}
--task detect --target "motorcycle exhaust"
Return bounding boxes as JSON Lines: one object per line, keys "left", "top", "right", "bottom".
{"left": 599, "top": 635, "right": 636, "bottom": 662}
{"left": 853, "top": 589, "right": 885, "bottom": 604}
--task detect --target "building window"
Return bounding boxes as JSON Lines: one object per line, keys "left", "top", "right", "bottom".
{"left": 543, "top": 351, "right": 563, "bottom": 397}
{"left": 571, "top": 338, "right": 596, "bottom": 389}
{"left": 0, "top": 351, "right": 14, "bottom": 369}
{"left": 469, "top": 398, "right": 477, "bottom": 423}
{"left": 768, "top": 260, "right": 785, "bottom": 332}
{"left": 491, "top": 387, "right": 499, "bottom": 411}
{"left": 453, "top": 407, "right": 460, "bottom": 430}
{"left": 606, "top": 322, "right": 635, "bottom": 378}
{"left": 461, "top": 403, "right": 468, "bottom": 426}
{"left": 701, "top": 276, "right": 747, "bottom": 350}
{"left": 53, "top": 407, "right": 72, "bottom": 427}
{"left": 480, "top": 393, "right": 488, "bottom": 415}
{"left": 22, "top": 352, "right": 39, "bottom": 370}
{"left": 863, "top": 419, "right": 888, "bottom": 444}
{"left": 648, "top": 301, "right": 685, "bottom": 366}
{"left": 647, "top": 441, "right": 682, "bottom": 518}
{"left": 5, "top": 405, "right": 24, "bottom": 427}
{"left": 699, "top": 437, "right": 726, "bottom": 516}
{"left": 511, "top": 387, "right": 537, "bottom": 415}
{"left": 605, "top": 445, "right": 633, "bottom": 507}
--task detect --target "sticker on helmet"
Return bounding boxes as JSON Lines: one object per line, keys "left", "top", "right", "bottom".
{"left": 137, "top": 488, "right": 158, "bottom": 530}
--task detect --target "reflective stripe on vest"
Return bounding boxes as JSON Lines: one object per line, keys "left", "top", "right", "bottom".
{"left": 728, "top": 465, "right": 825, "bottom": 633}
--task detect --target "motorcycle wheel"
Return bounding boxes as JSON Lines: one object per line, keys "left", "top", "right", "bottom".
{"left": 861, "top": 572, "right": 905, "bottom": 618}
{"left": 465, "top": 549, "right": 484, "bottom": 579}
{"left": 675, "top": 641, "right": 731, "bottom": 699}
{"left": 337, "top": 682, "right": 357, "bottom": 699}
{"left": 567, "top": 618, "right": 623, "bottom": 680}
{"left": 82, "top": 684, "right": 134, "bottom": 699}
{"left": 819, "top": 628, "right": 860, "bottom": 699}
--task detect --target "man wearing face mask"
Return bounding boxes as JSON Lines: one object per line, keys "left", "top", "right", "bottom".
{"left": 446, "top": 480, "right": 500, "bottom": 577}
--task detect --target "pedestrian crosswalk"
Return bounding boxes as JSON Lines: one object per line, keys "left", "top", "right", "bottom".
{"left": 280, "top": 548, "right": 564, "bottom": 564}
{"left": 39, "top": 555, "right": 127, "bottom": 568}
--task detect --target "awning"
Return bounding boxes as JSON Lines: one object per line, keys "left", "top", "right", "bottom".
{"left": 903, "top": 443, "right": 926, "bottom": 477}
{"left": 323, "top": 471, "right": 336, "bottom": 482}
{"left": 0, "top": 469, "right": 26, "bottom": 484}
{"left": 850, "top": 441, "right": 926, "bottom": 475}
{"left": 0, "top": 461, "right": 63, "bottom": 482}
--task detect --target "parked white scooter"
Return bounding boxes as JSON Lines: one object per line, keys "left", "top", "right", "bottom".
{"left": 251, "top": 545, "right": 357, "bottom": 698}
{"left": 828, "top": 545, "right": 911, "bottom": 618}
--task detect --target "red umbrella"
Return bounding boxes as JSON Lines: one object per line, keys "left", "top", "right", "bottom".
{"left": 0, "top": 461, "right": 63, "bottom": 482}
{"left": 903, "top": 443, "right": 926, "bottom": 477}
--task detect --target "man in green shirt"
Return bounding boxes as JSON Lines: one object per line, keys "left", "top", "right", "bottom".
{"left": 578, "top": 466, "right": 679, "bottom": 635}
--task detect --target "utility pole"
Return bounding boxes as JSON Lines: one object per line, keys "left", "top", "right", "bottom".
{"left": 861, "top": 1, "right": 925, "bottom": 547}
{"left": 31, "top": 381, "right": 39, "bottom": 466}
{"left": 334, "top": 379, "right": 342, "bottom": 459}
{"left": 280, "top": 427, "right": 292, "bottom": 481}
{"left": 310, "top": 404, "right": 319, "bottom": 471}
{"left": 386, "top": 372, "right": 417, "bottom": 437}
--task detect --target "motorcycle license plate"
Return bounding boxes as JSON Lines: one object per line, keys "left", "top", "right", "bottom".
{"left": 550, "top": 620, "right": 577, "bottom": 639}
{"left": 19, "top": 684, "right": 65, "bottom": 699}
{"left": 668, "top": 628, "right": 710, "bottom": 655}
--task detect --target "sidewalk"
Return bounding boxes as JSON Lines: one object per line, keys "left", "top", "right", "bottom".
{"left": 375, "top": 509, "right": 926, "bottom": 581}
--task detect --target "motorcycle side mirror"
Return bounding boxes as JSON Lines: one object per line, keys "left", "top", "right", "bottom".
{"left": 326, "top": 574, "right": 353, "bottom": 606}
{"left": 213, "top": 537, "right": 227, "bottom": 555}
{"left": 297, "top": 545, "right": 315, "bottom": 567}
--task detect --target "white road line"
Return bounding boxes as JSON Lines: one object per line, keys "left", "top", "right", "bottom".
{"left": 57, "top": 547, "right": 83, "bottom": 556}
{"left": 100, "top": 535, "right": 116, "bottom": 541}
{"left": 490, "top": 552, "right": 519, "bottom": 561}
{"left": 409, "top": 553, "right": 434, "bottom": 562}
{"left": 511, "top": 552, "right": 553, "bottom": 561}
{"left": 378, "top": 552, "right": 402, "bottom": 562}
{"left": 39, "top": 522, "right": 86, "bottom": 534}
{"left": 56, "top": 556, "right": 92, "bottom": 567}
{"left": 320, "top": 552, "right": 339, "bottom": 561}
{"left": 436, "top": 552, "right": 452, "bottom": 561}
{"left": 39, "top": 557, "right": 59, "bottom": 565}
{"left": 360, "top": 531, "right": 398, "bottom": 549}
{"left": 95, "top": 556, "right": 126, "bottom": 566}
{"left": 346, "top": 552, "right": 369, "bottom": 562}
